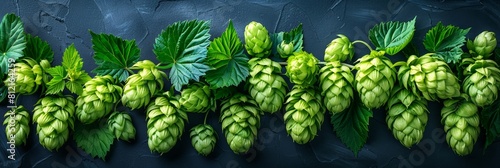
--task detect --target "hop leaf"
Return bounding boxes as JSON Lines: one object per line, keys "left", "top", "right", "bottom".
{"left": 74, "top": 120, "right": 115, "bottom": 160}
{"left": 0, "top": 13, "right": 26, "bottom": 74}
{"left": 368, "top": 17, "right": 416, "bottom": 55}
{"left": 153, "top": 20, "right": 211, "bottom": 91}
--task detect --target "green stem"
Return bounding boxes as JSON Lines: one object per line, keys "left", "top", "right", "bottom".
{"left": 352, "top": 40, "right": 374, "bottom": 51}
{"left": 14, "top": 93, "right": 20, "bottom": 106}
{"left": 342, "top": 63, "right": 355, "bottom": 69}
{"left": 203, "top": 111, "right": 209, "bottom": 125}
{"left": 156, "top": 64, "right": 173, "bottom": 70}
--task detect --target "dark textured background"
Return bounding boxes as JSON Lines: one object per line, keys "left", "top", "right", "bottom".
{"left": 1, "top": 0, "right": 500, "bottom": 167}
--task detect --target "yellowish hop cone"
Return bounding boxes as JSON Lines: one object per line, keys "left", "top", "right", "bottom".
{"left": 386, "top": 85, "right": 428, "bottom": 148}
{"left": 441, "top": 95, "right": 480, "bottom": 156}
{"left": 354, "top": 50, "right": 396, "bottom": 109}
{"left": 3, "top": 106, "right": 30, "bottom": 146}
{"left": 33, "top": 95, "right": 75, "bottom": 151}
{"left": 284, "top": 85, "right": 325, "bottom": 144}
{"left": 248, "top": 58, "right": 288, "bottom": 113}
{"left": 319, "top": 61, "right": 354, "bottom": 114}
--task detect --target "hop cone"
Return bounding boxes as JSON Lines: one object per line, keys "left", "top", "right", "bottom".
{"left": 122, "top": 60, "right": 166, "bottom": 109}
{"left": 284, "top": 86, "right": 325, "bottom": 144}
{"left": 190, "top": 124, "right": 217, "bottom": 156}
{"left": 3, "top": 106, "right": 30, "bottom": 146}
{"left": 277, "top": 41, "right": 294, "bottom": 58}
{"left": 354, "top": 51, "right": 396, "bottom": 109}
{"left": 462, "top": 59, "right": 500, "bottom": 107}
{"left": 4, "top": 58, "right": 44, "bottom": 94}
{"left": 76, "top": 75, "right": 122, "bottom": 124}
{"left": 398, "top": 54, "right": 460, "bottom": 101}
{"left": 319, "top": 61, "right": 354, "bottom": 114}
{"left": 324, "top": 34, "right": 354, "bottom": 62}
{"left": 286, "top": 51, "right": 320, "bottom": 86}
{"left": 244, "top": 21, "right": 272, "bottom": 58}
{"left": 220, "top": 93, "right": 262, "bottom": 154}
{"left": 386, "top": 85, "right": 429, "bottom": 148}
{"left": 146, "top": 91, "right": 188, "bottom": 154}
{"left": 33, "top": 95, "right": 75, "bottom": 151}
{"left": 108, "top": 111, "right": 136, "bottom": 141}
{"left": 248, "top": 58, "right": 288, "bottom": 113}
{"left": 179, "top": 82, "right": 213, "bottom": 113}
{"left": 467, "top": 31, "right": 497, "bottom": 57}
{"left": 441, "top": 95, "right": 480, "bottom": 156}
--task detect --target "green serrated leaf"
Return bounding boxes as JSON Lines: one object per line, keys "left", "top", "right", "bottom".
{"left": 205, "top": 21, "right": 249, "bottom": 88}
{"left": 213, "top": 86, "right": 237, "bottom": 100}
{"left": 0, "top": 84, "right": 6, "bottom": 103}
{"left": 153, "top": 20, "right": 211, "bottom": 91}
{"left": 90, "top": 31, "right": 140, "bottom": 82}
{"left": 283, "top": 24, "right": 304, "bottom": 52}
{"left": 331, "top": 95, "right": 372, "bottom": 156}
{"left": 74, "top": 120, "right": 114, "bottom": 160}
{"left": 368, "top": 17, "right": 416, "bottom": 55}
{"left": 0, "top": 13, "right": 26, "bottom": 74}
{"left": 423, "top": 22, "right": 470, "bottom": 64}
{"left": 23, "top": 34, "right": 54, "bottom": 62}
{"left": 269, "top": 32, "right": 285, "bottom": 61}
{"left": 45, "top": 66, "right": 66, "bottom": 95}
{"left": 481, "top": 98, "right": 500, "bottom": 151}
{"left": 62, "top": 44, "right": 83, "bottom": 70}
{"left": 66, "top": 81, "right": 84, "bottom": 96}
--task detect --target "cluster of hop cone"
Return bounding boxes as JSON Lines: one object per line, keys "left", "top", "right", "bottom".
{"left": 4, "top": 20, "right": 498, "bottom": 157}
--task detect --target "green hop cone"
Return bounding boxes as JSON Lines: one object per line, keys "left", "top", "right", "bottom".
{"left": 277, "top": 41, "right": 294, "bottom": 58}
{"left": 462, "top": 59, "right": 500, "bottom": 107}
{"left": 284, "top": 85, "right": 325, "bottom": 144}
{"left": 386, "top": 85, "right": 429, "bottom": 148}
{"left": 179, "top": 82, "right": 213, "bottom": 113}
{"left": 107, "top": 111, "right": 136, "bottom": 141}
{"left": 33, "top": 95, "right": 75, "bottom": 151}
{"left": 248, "top": 58, "right": 288, "bottom": 113}
{"left": 244, "top": 21, "right": 272, "bottom": 58}
{"left": 220, "top": 93, "right": 262, "bottom": 154}
{"left": 324, "top": 34, "right": 354, "bottom": 62}
{"left": 398, "top": 54, "right": 461, "bottom": 101}
{"left": 354, "top": 51, "right": 396, "bottom": 109}
{"left": 146, "top": 91, "right": 188, "bottom": 154}
{"left": 3, "top": 106, "right": 30, "bottom": 146}
{"left": 319, "top": 61, "right": 354, "bottom": 114}
{"left": 467, "top": 31, "right": 497, "bottom": 57}
{"left": 76, "top": 75, "right": 122, "bottom": 124}
{"left": 441, "top": 95, "right": 480, "bottom": 156}
{"left": 286, "top": 51, "right": 320, "bottom": 86}
{"left": 4, "top": 58, "right": 44, "bottom": 95}
{"left": 122, "top": 60, "right": 167, "bottom": 110}
{"left": 190, "top": 124, "right": 217, "bottom": 156}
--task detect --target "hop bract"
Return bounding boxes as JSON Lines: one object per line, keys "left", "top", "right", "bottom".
{"left": 179, "top": 82, "right": 213, "bottom": 113}
{"left": 398, "top": 54, "right": 460, "bottom": 101}
{"left": 244, "top": 21, "right": 272, "bottom": 58}
{"left": 319, "top": 61, "right": 354, "bottom": 114}
{"left": 462, "top": 59, "right": 500, "bottom": 107}
{"left": 467, "top": 31, "right": 497, "bottom": 57}
{"left": 76, "top": 75, "right": 122, "bottom": 124}
{"left": 4, "top": 58, "right": 44, "bottom": 95}
{"left": 33, "top": 95, "right": 75, "bottom": 151}
{"left": 386, "top": 85, "right": 428, "bottom": 148}
{"left": 146, "top": 91, "right": 188, "bottom": 154}
{"left": 284, "top": 86, "right": 325, "bottom": 144}
{"left": 122, "top": 60, "right": 166, "bottom": 110}
{"left": 248, "top": 58, "right": 288, "bottom": 113}
{"left": 286, "top": 51, "right": 319, "bottom": 86}
{"left": 324, "top": 34, "right": 354, "bottom": 62}
{"left": 220, "top": 93, "right": 261, "bottom": 154}
{"left": 354, "top": 51, "right": 396, "bottom": 109}
{"left": 3, "top": 106, "right": 30, "bottom": 146}
{"left": 108, "top": 111, "right": 136, "bottom": 141}
{"left": 190, "top": 124, "right": 217, "bottom": 156}
{"left": 441, "top": 95, "right": 480, "bottom": 156}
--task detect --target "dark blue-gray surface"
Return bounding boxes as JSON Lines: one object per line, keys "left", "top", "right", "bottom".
{"left": 1, "top": 0, "right": 500, "bottom": 167}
